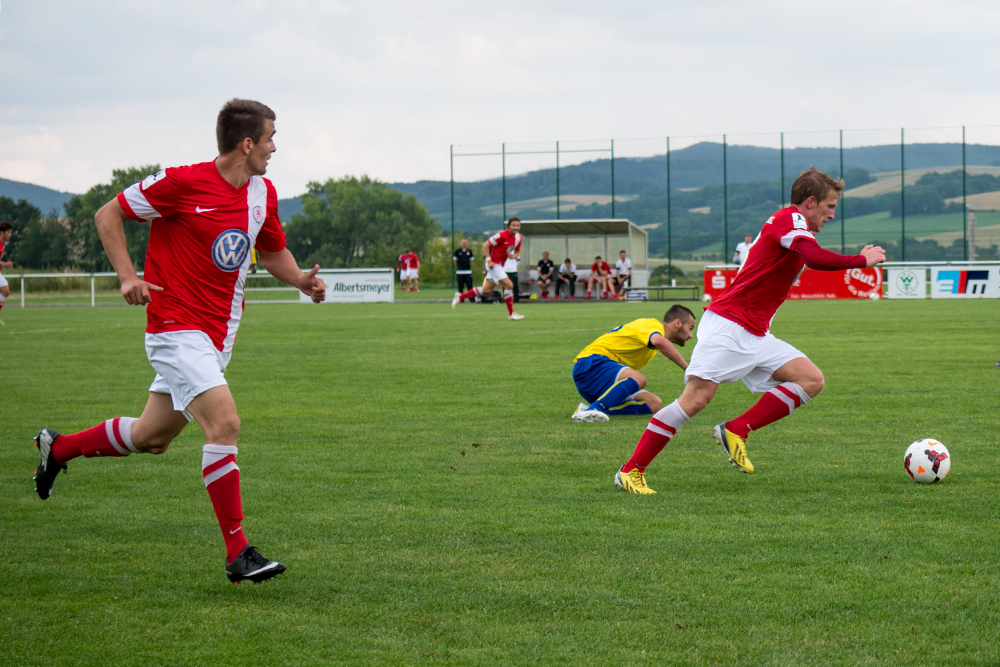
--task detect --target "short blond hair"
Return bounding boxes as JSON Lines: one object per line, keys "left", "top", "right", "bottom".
{"left": 790, "top": 167, "right": 843, "bottom": 205}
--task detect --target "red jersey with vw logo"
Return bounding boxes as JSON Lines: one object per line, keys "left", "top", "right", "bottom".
{"left": 487, "top": 230, "right": 521, "bottom": 265}
{"left": 117, "top": 161, "right": 286, "bottom": 352}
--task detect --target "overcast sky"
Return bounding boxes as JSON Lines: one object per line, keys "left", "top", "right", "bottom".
{"left": 2, "top": 1, "right": 999, "bottom": 196}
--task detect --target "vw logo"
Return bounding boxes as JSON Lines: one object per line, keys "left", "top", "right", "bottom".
{"left": 212, "top": 229, "right": 251, "bottom": 272}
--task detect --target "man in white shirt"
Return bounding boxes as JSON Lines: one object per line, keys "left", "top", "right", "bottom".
{"left": 733, "top": 233, "right": 754, "bottom": 265}
{"left": 503, "top": 249, "right": 520, "bottom": 302}
{"left": 614, "top": 250, "right": 632, "bottom": 296}
{"left": 556, "top": 259, "right": 577, "bottom": 299}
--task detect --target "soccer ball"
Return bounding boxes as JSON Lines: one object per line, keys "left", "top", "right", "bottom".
{"left": 903, "top": 439, "right": 950, "bottom": 483}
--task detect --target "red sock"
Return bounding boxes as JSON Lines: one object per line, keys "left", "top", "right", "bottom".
{"left": 587, "top": 290, "right": 592, "bottom": 298}
{"left": 52, "top": 418, "right": 137, "bottom": 464}
{"left": 202, "top": 445, "right": 248, "bottom": 563}
{"left": 602, "top": 290, "right": 607, "bottom": 298}
{"left": 0, "top": 303, "right": 4, "bottom": 314}
{"left": 504, "top": 291, "right": 514, "bottom": 315}
{"left": 459, "top": 286, "right": 482, "bottom": 301}
{"left": 727, "top": 382, "right": 810, "bottom": 439}
{"left": 622, "top": 401, "right": 690, "bottom": 472}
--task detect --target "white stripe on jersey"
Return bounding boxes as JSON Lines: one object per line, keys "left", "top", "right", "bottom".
{"left": 779, "top": 229, "right": 815, "bottom": 249}
{"left": 122, "top": 183, "right": 162, "bottom": 220}
{"left": 222, "top": 176, "right": 268, "bottom": 353}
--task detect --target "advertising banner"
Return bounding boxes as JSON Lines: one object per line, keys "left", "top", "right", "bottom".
{"left": 704, "top": 267, "right": 882, "bottom": 301}
{"left": 886, "top": 268, "right": 926, "bottom": 298}
{"left": 930, "top": 266, "right": 1000, "bottom": 298}
{"left": 300, "top": 269, "right": 395, "bottom": 304}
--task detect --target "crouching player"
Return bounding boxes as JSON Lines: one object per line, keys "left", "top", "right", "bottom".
{"left": 31, "top": 99, "right": 326, "bottom": 583}
{"left": 615, "top": 168, "right": 885, "bottom": 494}
{"left": 572, "top": 305, "right": 696, "bottom": 423}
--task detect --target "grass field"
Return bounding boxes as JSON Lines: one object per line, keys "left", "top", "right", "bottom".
{"left": 2, "top": 299, "right": 1000, "bottom": 665}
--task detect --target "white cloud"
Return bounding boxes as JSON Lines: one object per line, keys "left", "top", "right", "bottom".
{"left": 1, "top": 0, "right": 999, "bottom": 195}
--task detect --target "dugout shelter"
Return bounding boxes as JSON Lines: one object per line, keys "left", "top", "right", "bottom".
{"left": 517, "top": 219, "right": 649, "bottom": 296}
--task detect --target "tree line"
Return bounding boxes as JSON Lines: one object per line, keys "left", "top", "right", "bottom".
{"left": 0, "top": 169, "right": 440, "bottom": 273}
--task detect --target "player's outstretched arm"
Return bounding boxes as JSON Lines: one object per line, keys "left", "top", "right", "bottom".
{"left": 95, "top": 198, "right": 163, "bottom": 305}
{"left": 860, "top": 244, "right": 887, "bottom": 268}
{"left": 257, "top": 248, "right": 326, "bottom": 303}
{"left": 650, "top": 333, "right": 688, "bottom": 371}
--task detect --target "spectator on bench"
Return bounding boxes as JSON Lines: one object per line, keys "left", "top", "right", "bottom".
{"left": 588, "top": 255, "right": 616, "bottom": 299}
{"left": 556, "top": 258, "right": 577, "bottom": 299}
{"left": 536, "top": 251, "right": 555, "bottom": 298}
{"left": 615, "top": 249, "right": 632, "bottom": 295}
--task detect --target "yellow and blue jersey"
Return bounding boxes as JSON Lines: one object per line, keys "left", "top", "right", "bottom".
{"left": 574, "top": 318, "right": 665, "bottom": 370}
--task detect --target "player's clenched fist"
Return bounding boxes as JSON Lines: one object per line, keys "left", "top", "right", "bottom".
{"left": 120, "top": 276, "right": 163, "bottom": 305}
{"left": 860, "top": 244, "right": 886, "bottom": 268}
{"left": 300, "top": 264, "right": 326, "bottom": 303}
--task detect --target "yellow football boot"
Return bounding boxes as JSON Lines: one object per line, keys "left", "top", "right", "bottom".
{"left": 713, "top": 422, "right": 754, "bottom": 474}
{"left": 614, "top": 468, "right": 657, "bottom": 495}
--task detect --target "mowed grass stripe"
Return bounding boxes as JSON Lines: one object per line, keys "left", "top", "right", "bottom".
{"left": 1, "top": 299, "right": 999, "bottom": 665}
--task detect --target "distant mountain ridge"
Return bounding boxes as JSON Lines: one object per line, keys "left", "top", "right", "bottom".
{"left": 6, "top": 141, "right": 1000, "bottom": 232}
{"left": 0, "top": 178, "right": 77, "bottom": 215}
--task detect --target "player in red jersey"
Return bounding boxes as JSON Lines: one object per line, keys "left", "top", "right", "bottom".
{"left": 397, "top": 251, "right": 410, "bottom": 291}
{"left": 615, "top": 168, "right": 886, "bottom": 494}
{"left": 451, "top": 217, "right": 524, "bottom": 320}
{"left": 405, "top": 249, "right": 420, "bottom": 291}
{"left": 31, "top": 99, "right": 326, "bottom": 583}
{"left": 587, "top": 256, "right": 616, "bottom": 299}
{"left": 0, "top": 221, "right": 12, "bottom": 324}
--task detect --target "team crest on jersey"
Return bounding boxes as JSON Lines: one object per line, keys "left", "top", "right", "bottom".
{"left": 212, "top": 229, "right": 251, "bottom": 272}
{"left": 792, "top": 212, "right": 807, "bottom": 230}
{"left": 252, "top": 205, "right": 264, "bottom": 224}
{"left": 141, "top": 170, "right": 167, "bottom": 190}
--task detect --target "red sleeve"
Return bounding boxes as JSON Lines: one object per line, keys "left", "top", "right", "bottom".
{"left": 793, "top": 236, "right": 866, "bottom": 271}
{"left": 118, "top": 168, "right": 181, "bottom": 221}
{"left": 256, "top": 181, "right": 286, "bottom": 252}
{"left": 410, "top": 252, "right": 419, "bottom": 266}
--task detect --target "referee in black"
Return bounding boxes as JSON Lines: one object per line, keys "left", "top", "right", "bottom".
{"left": 453, "top": 238, "right": 475, "bottom": 302}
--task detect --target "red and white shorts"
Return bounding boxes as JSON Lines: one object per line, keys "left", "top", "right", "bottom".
{"left": 0, "top": 273, "right": 8, "bottom": 289}
{"left": 685, "top": 310, "right": 805, "bottom": 394}
{"left": 145, "top": 330, "right": 231, "bottom": 420}
{"left": 402, "top": 268, "right": 419, "bottom": 280}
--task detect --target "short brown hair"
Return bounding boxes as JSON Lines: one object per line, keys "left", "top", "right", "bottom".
{"left": 664, "top": 304, "right": 694, "bottom": 323}
{"left": 790, "top": 167, "right": 843, "bottom": 205}
{"left": 216, "top": 99, "right": 276, "bottom": 154}
{"left": 0, "top": 221, "right": 12, "bottom": 233}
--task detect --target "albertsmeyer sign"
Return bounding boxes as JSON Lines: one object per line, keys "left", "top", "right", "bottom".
{"left": 300, "top": 269, "right": 395, "bottom": 304}
{"left": 704, "top": 267, "right": 882, "bottom": 301}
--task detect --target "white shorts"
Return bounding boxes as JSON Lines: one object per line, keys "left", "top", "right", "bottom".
{"left": 485, "top": 263, "right": 509, "bottom": 284}
{"left": 146, "top": 331, "right": 231, "bottom": 420}
{"left": 0, "top": 273, "right": 7, "bottom": 289}
{"left": 685, "top": 310, "right": 806, "bottom": 394}
{"left": 402, "top": 268, "right": 419, "bottom": 280}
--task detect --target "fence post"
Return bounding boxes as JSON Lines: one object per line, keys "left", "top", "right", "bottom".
{"left": 666, "top": 136, "right": 672, "bottom": 281}
{"left": 723, "top": 134, "right": 728, "bottom": 263}
{"left": 840, "top": 129, "right": 845, "bottom": 253}
{"left": 20, "top": 274, "right": 25, "bottom": 307}
{"left": 610, "top": 139, "right": 616, "bottom": 219}
{"left": 780, "top": 132, "right": 785, "bottom": 208}
{"left": 450, "top": 145, "right": 455, "bottom": 287}
{"left": 962, "top": 126, "right": 968, "bottom": 261}
{"left": 91, "top": 274, "right": 95, "bottom": 306}
{"left": 900, "top": 128, "right": 906, "bottom": 262}
{"left": 556, "top": 141, "right": 561, "bottom": 220}
{"left": 502, "top": 143, "right": 506, "bottom": 221}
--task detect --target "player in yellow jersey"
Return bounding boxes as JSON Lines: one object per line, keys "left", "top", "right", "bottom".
{"left": 571, "top": 305, "right": 696, "bottom": 423}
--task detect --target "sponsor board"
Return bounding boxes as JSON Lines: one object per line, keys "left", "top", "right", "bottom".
{"left": 625, "top": 289, "right": 647, "bottom": 301}
{"left": 930, "top": 266, "right": 1000, "bottom": 298}
{"left": 300, "top": 269, "right": 395, "bottom": 304}
{"left": 703, "top": 267, "right": 882, "bottom": 301}
{"left": 886, "top": 268, "right": 926, "bottom": 298}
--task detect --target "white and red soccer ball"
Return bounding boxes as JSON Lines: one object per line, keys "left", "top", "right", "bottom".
{"left": 904, "top": 439, "right": 950, "bottom": 483}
